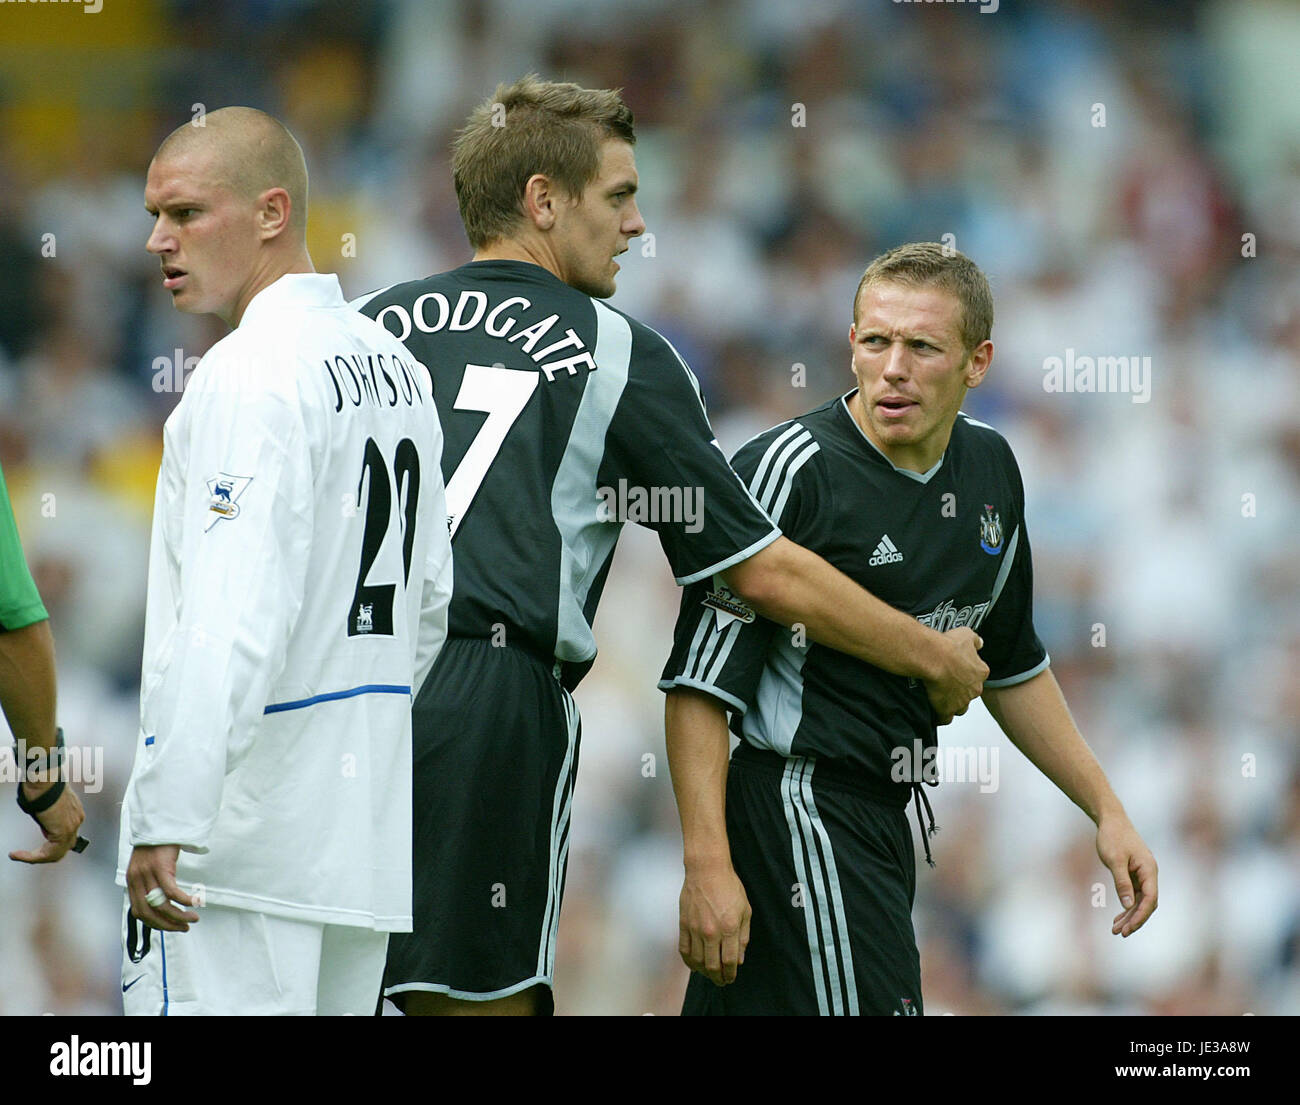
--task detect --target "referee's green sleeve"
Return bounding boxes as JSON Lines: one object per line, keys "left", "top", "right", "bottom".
{"left": 0, "top": 460, "right": 48, "bottom": 630}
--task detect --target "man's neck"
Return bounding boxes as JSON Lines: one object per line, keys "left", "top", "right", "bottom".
{"left": 473, "top": 239, "right": 560, "bottom": 282}
{"left": 845, "top": 390, "right": 948, "bottom": 474}
{"left": 228, "top": 249, "right": 315, "bottom": 327}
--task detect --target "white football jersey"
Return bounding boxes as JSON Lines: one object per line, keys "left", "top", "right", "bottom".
{"left": 116, "top": 274, "right": 453, "bottom": 931}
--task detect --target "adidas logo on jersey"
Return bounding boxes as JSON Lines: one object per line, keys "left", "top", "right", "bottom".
{"left": 869, "top": 534, "right": 904, "bottom": 566}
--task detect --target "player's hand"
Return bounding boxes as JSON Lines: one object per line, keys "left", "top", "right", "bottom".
{"left": 679, "top": 860, "right": 751, "bottom": 986}
{"left": 923, "top": 628, "right": 988, "bottom": 724}
{"left": 1096, "top": 814, "right": 1158, "bottom": 937}
{"left": 126, "top": 844, "right": 199, "bottom": 932}
{"left": 9, "top": 780, "right": 87, "bottom": 864}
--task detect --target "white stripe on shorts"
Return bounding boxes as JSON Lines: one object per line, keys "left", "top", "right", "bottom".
{"left": 782, "top": 757, "right": 858, "bottom": 1016}
{"left": 537, "top": 690, "right": 580, "bottom": 978}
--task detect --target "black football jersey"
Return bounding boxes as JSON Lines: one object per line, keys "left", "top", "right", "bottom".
{"left": 356, "top": 260, "right": 780, "bottom": 689}
{"left": 660, "top": 392, "right": 1049, "bottom": 795}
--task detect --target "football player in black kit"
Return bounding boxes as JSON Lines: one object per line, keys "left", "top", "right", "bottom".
{"left": 661, "top": 242, "right": 1159, "bottom": 1015}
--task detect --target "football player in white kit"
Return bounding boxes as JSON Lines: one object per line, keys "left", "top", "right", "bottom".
{"left": 117, "top": 107, "right": 453, "bottom": 1015}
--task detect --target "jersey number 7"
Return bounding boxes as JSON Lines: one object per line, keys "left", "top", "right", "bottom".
{"left": 443, "top": 362, "right": 538, "bottom": 539}
{"left": 348, "top": 437, "right": 419, "bottom": 637}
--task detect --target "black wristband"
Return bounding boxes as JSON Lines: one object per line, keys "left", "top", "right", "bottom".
{"left": 17, "top": 776, "right": 65, "bottom": 815}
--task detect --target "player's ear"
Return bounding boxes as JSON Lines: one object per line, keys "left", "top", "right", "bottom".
{"left": 256, "top": 187, "right": 292, "bottom": 240}
{"left": 963, "top": 339, "right": 993, "bottom": 389}
{"left": 522, "top": 173, "right": 557, "bottom": 231}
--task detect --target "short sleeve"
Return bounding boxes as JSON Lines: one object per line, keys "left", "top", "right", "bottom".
{"left": 980, "top": 454, "right": 1049, "bottom": 687}
{"left": 659, "top": 423, "right": 830, "bottom": 712}
{"left": 0, "top": 461, "right": 48, "bottom": 630}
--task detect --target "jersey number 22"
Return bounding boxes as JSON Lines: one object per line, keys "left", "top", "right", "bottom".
{"left": 348, "top": 436, "right": 419, "bottom": 637}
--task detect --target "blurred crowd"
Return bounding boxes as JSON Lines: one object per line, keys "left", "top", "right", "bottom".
{"left": 1, "top": 0, "right": 1297, "bottom": 1015}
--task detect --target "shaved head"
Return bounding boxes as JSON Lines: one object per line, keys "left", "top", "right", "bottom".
{"left": 145, "top": 106, "right": 315, "bottom": 326}
{"left": 152, "top": 106, "right": 308, "bottom": 237}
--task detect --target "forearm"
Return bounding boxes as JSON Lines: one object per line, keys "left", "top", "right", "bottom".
{"left": 722, "top": 537, "right": 941, "bottom": 679}
{"left": 665, "top": 688, "right": 735, "bottom": 868}
{"left": 983, "top": 669, "right": 1126, "bottom": 825}
{"left": 0, "top": 618, "right": 57, "bottom": 753}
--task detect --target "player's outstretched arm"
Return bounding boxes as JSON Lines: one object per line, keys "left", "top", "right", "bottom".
{"left": 722, "top": 537, "right": 988, "bottom": 722}
{"left": 665, "top": 687, "right": 751, "bottom": 987}
{"left": 983, "top": 669, "right": 1158, "bottom": 937}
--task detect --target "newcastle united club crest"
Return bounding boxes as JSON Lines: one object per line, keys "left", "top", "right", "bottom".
{"left": 979, "top": 504, "right": 1003, "bottom": 555}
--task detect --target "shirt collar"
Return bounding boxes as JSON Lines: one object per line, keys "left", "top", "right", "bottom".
{"left": 239, "top": 273, "right": 345, "bottom": 327}
{"left": 837, "top": 390, "right": 947, "bottom": 485}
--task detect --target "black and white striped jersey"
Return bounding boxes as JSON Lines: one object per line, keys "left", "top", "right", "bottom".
{"left": 660, "top": 392, "right": 1049, "bottom": 797}
{"left": 355, "top": 260, "right": 780, "bottom": 689}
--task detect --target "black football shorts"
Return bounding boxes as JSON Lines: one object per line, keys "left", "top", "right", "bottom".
{"left": 684, "top": 742, "right": 923, "bottom": 1016}
{"left": 382, "top": 637, "right": 579, "bottom": 1013}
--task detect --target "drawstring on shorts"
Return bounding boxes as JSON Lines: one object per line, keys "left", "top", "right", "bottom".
{"left": 911, "top": 782, "right": 939, "bottom": 868}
